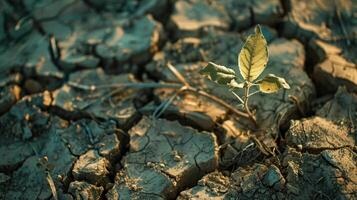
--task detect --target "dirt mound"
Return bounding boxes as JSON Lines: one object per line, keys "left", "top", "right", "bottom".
{"left": 0, "top": 0, "right": 356, "bottom": 199}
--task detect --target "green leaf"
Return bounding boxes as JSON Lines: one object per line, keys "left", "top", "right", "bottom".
{"left": 200, "top": 62, "right": 236, "bottom": 85}
{"left": 238, "top": 25, "right": 269, "bottom": 82}
{"left": 256, "top": 74, "right": 290, "bottom": 93}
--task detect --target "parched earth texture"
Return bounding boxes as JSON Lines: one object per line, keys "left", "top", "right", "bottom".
{"left": 0, "top": 0, "right": 356, "bottom": 200}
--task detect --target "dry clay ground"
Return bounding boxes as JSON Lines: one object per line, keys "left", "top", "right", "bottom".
{"left": 0, "top": 0, "right": 356, "bottom": 199}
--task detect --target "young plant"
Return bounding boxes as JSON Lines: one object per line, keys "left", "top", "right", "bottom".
{"left": 200, "top": 25, "right": 290, "bottom": 126}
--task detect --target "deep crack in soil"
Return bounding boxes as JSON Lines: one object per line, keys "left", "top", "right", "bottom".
{"left": 0, "top": 0, "right": 356, "bottom": 200}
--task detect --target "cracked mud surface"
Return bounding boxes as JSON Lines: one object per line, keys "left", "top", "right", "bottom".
{"left": 0, "top": 0, "right": 356, "bottom": 200}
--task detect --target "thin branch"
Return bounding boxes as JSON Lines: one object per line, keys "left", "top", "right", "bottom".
{"left": 231, "top": 91, "right": 244, "bottom": 104}
{"left": 153, "top": 87, "right": 185, "bottom": 118}
{"left": 68, "top": 81, "right": 250, "bottom": 119}
{"left": 248, "top": 90, "right": 260, "bottom": 97}
{"left": 80, "top": 87, "right": 123, "bottom": 110}
{"left": 46, "top": 173, "right": 58, "bottom": 200}
{"left": 251, "top": 135, "right": 274, "bottom": 156}
{"left": 67, "top": 82, "right": 182, "bottom": 90}
{"left": 167, "top": 63, "right": 190, "bottom": 86}
{"left": 184, "top": 86, "right": 249, "bottom": 119}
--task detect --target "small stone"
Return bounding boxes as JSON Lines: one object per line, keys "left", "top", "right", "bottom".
{"left": 173, "top": 152, "right": 182, "bottom": 162}
{"left": 69, "top": 181, "right": 104, "bottom": 200}
{"left": 262, "top": 165, "right": 285, "bottom": 191}
{"left": 42, "top": 91, "right": 52, "bottom": 106}
{"left": 97, "top": 134, "right": 120, "bottom": 161}
{"left": 72, "top": 150, "right": 111, "bottom": 185}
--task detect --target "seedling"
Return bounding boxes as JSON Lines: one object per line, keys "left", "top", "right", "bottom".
{"left": 200, "top": 25, "right": 290, "bottom": 126}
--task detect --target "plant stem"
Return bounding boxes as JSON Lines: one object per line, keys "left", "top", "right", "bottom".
{"left": 248, "top": 90, "right": 260, "bottom": 97}
{"left": 244, "top": 83, "right": 258, "bottom": 127}
{"left": 231, "top": 91, "right": 244, "bottom": 104}
{"left": 165, "top": 63, "right": 250, "bottom": 119}
{"left": 185, "top": 86, "right": 250, "bottom": 119}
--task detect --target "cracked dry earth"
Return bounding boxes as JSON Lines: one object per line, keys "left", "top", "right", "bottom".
{"left": 0, "top": 0, "right": 356, "bottom": 200}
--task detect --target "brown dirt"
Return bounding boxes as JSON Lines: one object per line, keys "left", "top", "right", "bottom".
{"left": 0, "top": 0, "right": 356, "bottom": 200}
